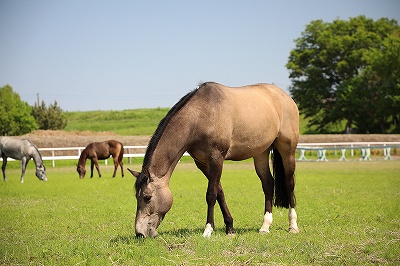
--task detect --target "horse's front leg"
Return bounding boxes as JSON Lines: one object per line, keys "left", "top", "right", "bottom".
{"left": 216, "top": 182, "right": 234, "bottom": 234}
{"left": 90, "top": 160, "right": 95, "bottom": 178}
{"left": 20, "top": 157, "right": 28, "bottom": 183}
{"left": 92, "top": 158, "right": 102, "bottom": 178}
{"left": 202, "top": 156, "right": 225, "bottom": 238}
{"left": 2, "top": 157, "right": 7, "bottom": 182}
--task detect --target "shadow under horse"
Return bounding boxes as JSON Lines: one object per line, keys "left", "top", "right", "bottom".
{"left": 129, "top": 82, "right": 299, "bottom": 238}
{"left": 0, "top": 137, "right": 47, "bottom": 183}
{"left": 77, "top": 140, "right": 124, "bottom": 178}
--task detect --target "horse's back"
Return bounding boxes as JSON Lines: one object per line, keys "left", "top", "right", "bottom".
{"left": 195, "top": 82, "right": 298, "bottom": 134}
{"left": 0, "top": 138, "right": 34, "bottom": 160}
{"left": 86, "top": 140, "right": 123, "bottom": 160}
{"left": 187, "top": 83, "right": 299, "bottom": 160}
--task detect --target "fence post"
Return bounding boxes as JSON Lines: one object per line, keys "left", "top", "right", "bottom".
{"left": 384, "top": 147, "right": 392, "bottom": 160}
{"left": 128, "top": 148, "right": 132, "bottom": 164}
{"left": 298, "top": 148, "right": 307, "bottom": 161}
{"left": 339, "top": 148, "right": 347, "bottom": 161}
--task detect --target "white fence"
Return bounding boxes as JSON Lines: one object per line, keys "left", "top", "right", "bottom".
{"left": 297, "top": 142, "right": 400, "bottom": 161}
{"left": 2, "top": 142, "right": 399, "bottom": 167}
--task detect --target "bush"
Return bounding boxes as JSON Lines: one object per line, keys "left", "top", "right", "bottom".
{"left": 32, "top": 101, "right": 67, "bottom": 130}
{"left": 0, "top": 85, "right": 38, "bottom": 135}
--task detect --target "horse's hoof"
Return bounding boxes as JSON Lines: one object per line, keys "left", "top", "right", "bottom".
{"left": 289, "top": 227, "right": 300, "bottom": 233}
{"left": 227, "top": 233, "right": 236, "bottom": 238}
{"left": 259, "top": 228, "right": 270, "bottom": 234}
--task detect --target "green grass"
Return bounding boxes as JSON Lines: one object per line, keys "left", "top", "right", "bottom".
{"left": 64, "top": 108, "right": 169, "bottom": 135}
{"left": 1, "top": 160, "right": 399, "bottom": 265}
{"left": 64, "top": 108, "right": 316, "bottom": 136}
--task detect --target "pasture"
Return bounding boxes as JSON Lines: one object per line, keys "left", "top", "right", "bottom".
{"left": 1, "top": 159, "right": 399, "bottom": 265}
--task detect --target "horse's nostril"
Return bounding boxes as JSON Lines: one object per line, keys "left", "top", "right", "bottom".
{"left": 136, "top": 233, "right": 145, "bottom": 238}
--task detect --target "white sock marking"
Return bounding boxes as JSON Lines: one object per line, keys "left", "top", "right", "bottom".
{"left": 259, "top": 212, "right": 273, "bottom": 233}
{"left": 202, "top": 223, "right": 213, "bottom": 238}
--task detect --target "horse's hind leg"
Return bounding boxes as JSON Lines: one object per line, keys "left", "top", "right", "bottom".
{"left": 119, "top": 161, "right": 124, "bottom": 177}
{"left": 285, "top": 152, "right": 299, "bottom": 233}
{"left": 274, "top": 142, "right": 299, "bottom": 233}
{"left": 112, "top": 157, "right": 118, "bottom": 177}
{"left": 254, "top": 150, "right": 274, "bottom": 233}
{"left": 119, "top": 160, "right": 124, "bottom": 177}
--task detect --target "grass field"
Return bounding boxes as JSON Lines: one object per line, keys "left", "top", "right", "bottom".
{"left": 64, "top": 108, "right": 170, "bottom": 135}
{"left": 1, "top": 160, "right": 399, "bottom": 265}
{"left": 63, "top": 108, "right": 324, "bottom": 136}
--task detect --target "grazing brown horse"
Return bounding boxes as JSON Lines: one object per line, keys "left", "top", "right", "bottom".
{"left": 77, "top": 140, "right": 124, "bottom": 178}
{"left": 128, "top": 82, "right": 300, "bottom": 238}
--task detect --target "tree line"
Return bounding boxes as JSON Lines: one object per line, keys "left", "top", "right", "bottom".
{"left": 0, "top": 85, "right": 67, "bottom": 136}
{"left": 286, "top": 15, "right": 400, "bottom": 134}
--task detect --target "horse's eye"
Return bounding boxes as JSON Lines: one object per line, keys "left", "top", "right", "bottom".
{"left": 143, "top": 195, "right": 152, "bottom": 202}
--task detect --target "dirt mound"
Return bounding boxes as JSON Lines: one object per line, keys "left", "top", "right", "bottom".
{"left": 21, "top": 130, "right": 150, "bottom": 148}
{"left": 24, "top": 130, "right": 119, "bottom": 137}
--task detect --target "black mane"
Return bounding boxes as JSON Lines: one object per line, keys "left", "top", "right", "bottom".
{"left": 142, "top": 86, "right": 201, "bottom": 171}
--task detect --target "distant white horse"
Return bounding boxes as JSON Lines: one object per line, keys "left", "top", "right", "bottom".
{"left": 0, "top": 138, "right": 47, "bottom": 183}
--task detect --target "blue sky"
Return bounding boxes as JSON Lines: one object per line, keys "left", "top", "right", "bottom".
{"left": 1, "top": 0, "right": 399, "bottom": 111}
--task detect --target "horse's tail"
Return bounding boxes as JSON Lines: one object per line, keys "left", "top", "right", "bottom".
{"left": 272, "top": 147, "right": 290, "bottom": 208}
{"left": 118, "top": 142, "right": 124, "bottom": 162}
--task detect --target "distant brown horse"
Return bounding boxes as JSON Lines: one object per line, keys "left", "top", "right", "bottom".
{"left": 77, "top": 140, "right": 124, "bottom": 178}
{"left": 128, "top": 82, "right": 299, "bottom": 238}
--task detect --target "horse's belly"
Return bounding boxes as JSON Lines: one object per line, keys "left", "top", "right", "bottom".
{"left": 225, "top": 139, "right": 274, "bottom": 161}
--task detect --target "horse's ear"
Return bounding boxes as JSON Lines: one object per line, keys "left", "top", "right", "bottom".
{"left": 127, "top": 168, "right": 140, "bottom": 178}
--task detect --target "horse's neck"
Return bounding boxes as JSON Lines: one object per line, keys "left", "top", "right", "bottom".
{"left": 147, "top": 127, "right": 190, "bottom": 181}
{"left": 30, "top": 148, "right": 43, "bottom": 167}
{"left": 78, "top": 151, "right": 88, "bottom": 166}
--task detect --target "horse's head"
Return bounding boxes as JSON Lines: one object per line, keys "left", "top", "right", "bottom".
{"left": 77, "top": 165, "right": 86, "bottom": 178}
{"left": 35, "top": 165, "right": 47, "bottom": 181}
{"left": 128, "top": 168, "right": 173, "bottom": 238}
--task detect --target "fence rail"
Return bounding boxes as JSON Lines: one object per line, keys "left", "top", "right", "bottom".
{"left": 1, "top": 143, "right": 399, "bottom": 167}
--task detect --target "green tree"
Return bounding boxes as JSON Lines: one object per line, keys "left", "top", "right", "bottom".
{"left": 0, "top": 85, "right": 38, "bottom": 135}
{"left": 286, "top": 16, "right": 400, "bottom": 133}
{"left": 32, "top": 100, "right": 68, "bottom": 130}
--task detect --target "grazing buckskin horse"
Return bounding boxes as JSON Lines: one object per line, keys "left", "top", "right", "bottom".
{"left": 77, "top": 140, "right": 124, "bottom": 178}
{"left": 128, "top": 82, "right": 300, "bottom": 238}
{"left": 0, "top": 137, "right": 47, "bottom": 183}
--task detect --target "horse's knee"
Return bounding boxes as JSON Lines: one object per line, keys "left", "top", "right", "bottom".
{"left": 206, "top": 191, "right": 217, "bottom": 205}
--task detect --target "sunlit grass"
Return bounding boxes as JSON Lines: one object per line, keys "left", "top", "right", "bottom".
{"left": 64, "top": 108, "right": 169, "bottom": 135}
{"left": 64, "top": 108, "right": 316, "bottom": 136}
{"left": 1, "top": 160, "right": 399, "bottom": 265}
